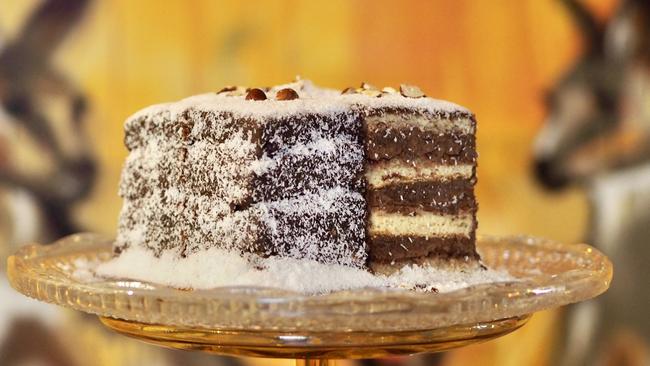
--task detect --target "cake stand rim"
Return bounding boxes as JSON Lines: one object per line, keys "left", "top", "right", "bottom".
{"left": 6, "top": 232, "right": 612, "bottom": 332}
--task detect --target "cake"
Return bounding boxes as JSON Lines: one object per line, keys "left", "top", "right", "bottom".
{"left": 111, "top": 79, "right": 479, "bottom": 284}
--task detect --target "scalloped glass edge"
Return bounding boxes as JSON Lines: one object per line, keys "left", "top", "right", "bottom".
{"left": 7, "top": 233, "right": 612, "bottom": 332}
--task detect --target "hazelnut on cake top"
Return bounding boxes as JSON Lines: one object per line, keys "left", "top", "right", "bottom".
{"left": 98, "top": 79, "right": 490, "bottom": 292}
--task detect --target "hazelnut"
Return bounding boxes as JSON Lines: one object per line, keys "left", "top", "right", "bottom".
{"left": 400, "top": 84, "right": 425, "bottom": 98}
{"left": 276, "top": 88, "right": 299, "bottom": 101}
{"left": 245, "top": 88, "right": 267, "bottom": 101}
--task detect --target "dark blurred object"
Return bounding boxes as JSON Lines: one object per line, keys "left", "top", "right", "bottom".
{"left": 0, "top": 317, "right": 75, "bottom": 366}
{"left": 0, "top": 1, "right": 93, "bottom": 366}
{"left": 0, "top": 3, "right": 246, "bottom": 366}
{"left": 533, "top": 0, "right": 650, "bottom": 365}
{"left": 0, "top": 0, "right": 95, "bottom": 246}
{"left": 359, "top": 354, "right": 443, "bottom": 366}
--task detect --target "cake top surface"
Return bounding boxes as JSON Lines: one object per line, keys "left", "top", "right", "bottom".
{"left": 126, "top": 79, "right": 473, "bottom": 124}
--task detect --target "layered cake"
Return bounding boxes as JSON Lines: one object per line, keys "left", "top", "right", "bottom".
{"left": 104, "top": 79, "right": 480, "bottom": 290}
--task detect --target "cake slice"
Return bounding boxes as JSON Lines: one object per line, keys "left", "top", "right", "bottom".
{"left": 343, "top": 85, "right": 478, "bottom": 273}
{"left": 113, "top": 80, "right": 479, "bottom": 278}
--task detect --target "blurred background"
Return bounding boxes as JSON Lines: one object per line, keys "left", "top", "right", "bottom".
{"left": 1, "top": 0, "right": 649, "bottom": 365}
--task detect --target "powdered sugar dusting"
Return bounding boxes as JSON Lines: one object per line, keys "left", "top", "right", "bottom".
{"left": 96, "top": 246, "right": 514, "bottom": 294}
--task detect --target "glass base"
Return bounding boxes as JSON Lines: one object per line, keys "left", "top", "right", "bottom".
{"left": 100, "top": 314, "right": 531, "bottom": 359}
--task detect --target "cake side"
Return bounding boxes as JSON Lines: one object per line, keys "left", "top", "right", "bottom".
{"left": 117, "top": 107, "right": 263, "bottom": 257}
{"left": 116, "top": 88, "right": 369, "bottom": 267}
{"left": 341, "top": 88, "right": 479, "bottom": 272}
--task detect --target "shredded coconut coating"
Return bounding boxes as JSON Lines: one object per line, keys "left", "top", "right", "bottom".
{"left": 115, "top": 79, "right": 477, "bottom": 272}
{"left": 95, "top": 246, "right": 513, "bottom": 294}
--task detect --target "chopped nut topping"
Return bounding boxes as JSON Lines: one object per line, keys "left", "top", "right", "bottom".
{"left": 216, "top": 86, "right": 237, "bottom": 94}
{"left": 360, "top": 81, "right": 378, "bottom": 91}
{"left": 400, "top": 84, "right": 425, "bottom": 98}
{"left": 245, "top": 88, "right": 267, "bottom": 101}
{"left": 276, "top": 88, "right": 299, "bottom": 101}
{"left": 341, "top": 87, "right": 356, "bottom": 95}
{"left": 217, "top": 86, "right": 249, "bottom": 96}
{"left": 382, "top": 86, "right": 398, "bottom": 94}
{"left": 217, "top": 86, "right": 247, "bottom": 96}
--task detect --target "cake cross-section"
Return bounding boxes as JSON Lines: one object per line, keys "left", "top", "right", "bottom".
{"left": 115, "top": 80, "right": 479, "bottom": 272}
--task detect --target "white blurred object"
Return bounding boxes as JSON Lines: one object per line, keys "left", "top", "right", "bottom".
{"left": 533, "top": 1, "right": 650, "bottom": 365}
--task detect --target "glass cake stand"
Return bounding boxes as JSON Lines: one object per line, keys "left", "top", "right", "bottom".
{"left": 6, "top": 233, "right": 612, "bottom": 365}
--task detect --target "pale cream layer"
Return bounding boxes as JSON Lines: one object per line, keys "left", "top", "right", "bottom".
{"left": 365, "top": 115, "right": 474, "bottom": 135}
{"left": 369, "top": 210, "right": 474, "bottom": 237}
{"left": 366, "top": 160, "right": 473, "bottom": 188}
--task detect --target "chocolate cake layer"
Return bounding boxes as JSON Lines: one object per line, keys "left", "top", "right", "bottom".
{"left": 123, "top": 109, "right": 365, "bottom": 203}
{"left": 250, "top": 138, "right": 364, "bottom": 202}
{"left": 253, "top": 189, "right": 367, "bottom": 266}
{"left": 366, "top": 130, "right": 476, "bottom": 164}
{"left": 367, "top": 179, "right": 476, "bottom": 214}
{"left": 368, "top": 234, "right": 478, "bottom": 262}
{"left": 125, "top": 109, "right": 362, "bottom": 152}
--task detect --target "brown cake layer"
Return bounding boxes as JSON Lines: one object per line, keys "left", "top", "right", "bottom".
{"left": 367, "top": 179, "right": 476, "bottom": 214}
{"left": 368, "top": 234, "right": 478, "bottom": 263}
{"left": 366, "top": 130, "right": 476, "bottom": 164}
{"left": 253, "top": 192, "right": 367, "bottom": 265}
{"left": 125, "top": 109, "right": 362, "bottom": 152}
{"left": 123, "top": 109, "right": 365, "bottom": 203}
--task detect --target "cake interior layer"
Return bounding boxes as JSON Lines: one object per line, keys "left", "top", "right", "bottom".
{"left": 364, "top": 114, "right": 475, "bottom": 135}
{"left": 369, "top": 256, "right": 482, "bottom": 276}
{"left": 368, "top": 234, "right": 478, "bottom": 262}
{"left": 366, "top": 179, "right": 476, "bottom": 214}
{"left": 366, "top": 128, "right": 476, "bottom": 164}
{"left": 366, "top": 160, "right": 473, "bottom": 188}
{"left": 368, "top": 210, "right": 474, "bottom": 237}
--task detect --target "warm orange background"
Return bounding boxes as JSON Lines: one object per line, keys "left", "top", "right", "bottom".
{"left": 1, "top": 1, "right": 618, "bottom": 365}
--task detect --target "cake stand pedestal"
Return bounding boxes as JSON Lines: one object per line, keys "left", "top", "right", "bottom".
{"left": 7, "top": 234, "right": 612, "bottom": 365}
{"left": 99, "top": 314, "right": 531, "bottom": 364}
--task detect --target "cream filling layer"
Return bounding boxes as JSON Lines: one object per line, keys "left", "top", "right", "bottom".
{"left": 366, "top": 161, "right": 473, "bottom": 188}
{"left": 369, "top": 210, "right": 474, "bottom": 237}
{"left": 365, "top": 115, "right": 474, "bottom": 135}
